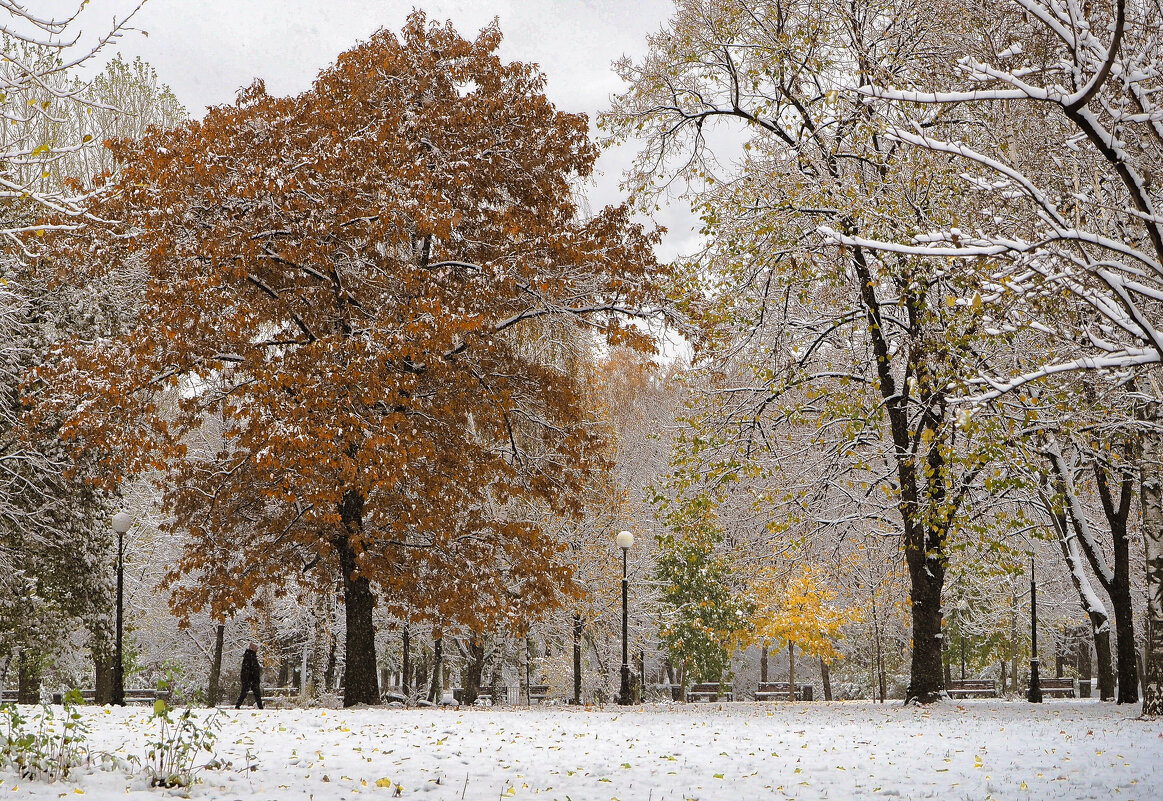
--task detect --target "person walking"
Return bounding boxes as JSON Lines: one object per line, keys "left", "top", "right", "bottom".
{"left": 235, "top": 642, "right": 264, "bottom": 709}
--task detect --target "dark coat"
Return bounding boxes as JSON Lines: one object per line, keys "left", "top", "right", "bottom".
{"left": 240, "top": 649, "right": 261, "bottom": 685}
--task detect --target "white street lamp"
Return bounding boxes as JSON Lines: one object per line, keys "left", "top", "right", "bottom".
{"left": 617, "top": 530, "right": 634, "bottom": 705}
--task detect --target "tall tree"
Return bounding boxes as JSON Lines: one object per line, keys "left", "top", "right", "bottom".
{"left": 843, "top": 0, "right": 1163, "bottom": 715}
{"left": 654, "top": 493, "right": 754, "bottom": 697}
{"left": 38, "top": 14, "right": 665, "bottom": 706}
{"left": 0, "top": 1, "right": 170, "bottom": 698}
{"left": 607, "top": 0, "right": 1003, "bottom": 703}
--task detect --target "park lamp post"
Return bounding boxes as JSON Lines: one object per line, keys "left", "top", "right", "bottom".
{"left": 1028, "top": 557, "right": 1043, "bottom": 703}
{"left": 617, "top": 529, "right": 634, "bottom": 706}
{"left": 111, "top": 510, "right": 132, "bottom": 707}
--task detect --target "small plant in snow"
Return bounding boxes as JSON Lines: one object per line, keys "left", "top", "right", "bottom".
{"left": 144, "top": 694, "right": 222, "bottom": 788}
{"left": 0, "top": 689, "right": 89, "bottom": 781}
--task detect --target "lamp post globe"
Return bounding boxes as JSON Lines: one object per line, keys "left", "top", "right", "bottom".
{"left": 111, "top": 511, "right": 132, "bottom": 707}
{"left": 617, "top": 530, "right": 634, "bottom": 705}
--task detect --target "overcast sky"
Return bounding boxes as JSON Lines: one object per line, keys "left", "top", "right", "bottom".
{"left": 33, "top": 0, "right": 697, "bottom": 258}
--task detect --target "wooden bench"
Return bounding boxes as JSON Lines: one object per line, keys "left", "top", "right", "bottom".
{"left": 1038, "top": 677, "right": 1076, "bottom": 698}
{"left": 755, "top": 682, "right": 814, "bottom": 701}
{"left": 687, "top": 682, "right": 733, "bottom": 702}
{"left": 947, "top": 679, "right": 998, "bottom": 699}
{"left": 529, "top": 684, "right": 550, "bottom": 703}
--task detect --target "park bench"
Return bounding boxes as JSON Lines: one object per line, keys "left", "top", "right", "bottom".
{"left": 755, "top": 682, "right": 814, "bottom": 701}
{"left": 1038, "top": 677, "right": 1076, "bottom": 698}
{"left": 947, "top": 679, "right": 998, "bottom": 699}
{"left": 687, "top": 682, "right": 733, "bottom": 702}
{"left": 529, "top": 684, "right": 550, "bottom": 703}
{"left": 3, "top": 688, "right": 169, "bottom": 705}
{"left": 450, "top": 688, "right": 494, "bottom": 706}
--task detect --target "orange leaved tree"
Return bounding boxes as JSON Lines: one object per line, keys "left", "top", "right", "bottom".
{"left": 38, "top": 13, "right": 664, "bottom": 705}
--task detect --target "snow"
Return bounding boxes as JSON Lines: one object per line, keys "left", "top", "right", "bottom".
{"left": 4, "top": 700, "right": 1160, "bottom": 800}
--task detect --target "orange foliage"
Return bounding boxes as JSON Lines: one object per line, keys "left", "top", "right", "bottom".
{"left": 36, "top": 13, "right": 665, "bottom": 643}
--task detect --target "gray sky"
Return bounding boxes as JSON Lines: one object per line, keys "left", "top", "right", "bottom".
{"left": 39, "top": 0, "right": 697, "bottom": 258}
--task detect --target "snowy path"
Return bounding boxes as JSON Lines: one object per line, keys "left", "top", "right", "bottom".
{"left": 3, "top": 699, "right": 1160, "bottom": 800}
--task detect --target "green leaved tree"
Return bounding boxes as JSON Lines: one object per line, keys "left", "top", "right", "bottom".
{"left": 655, "top": 494, "right": 753, "bottom": 698}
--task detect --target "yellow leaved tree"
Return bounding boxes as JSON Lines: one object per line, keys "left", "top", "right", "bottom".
{"left": 753, "top": 564, "right": 861, "bottom": 701}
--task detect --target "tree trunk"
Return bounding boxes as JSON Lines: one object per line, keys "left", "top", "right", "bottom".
{"left": 1090, "top": 452, "right": 1140, "bottom": 703}
{"left": 1047, "top": 438, "right": 1141, "bottom": 704}
{"left": 1073, "top": 624, "right": 1093, "bottom": 682}
{"left": 335, "top": 489, "right": 379, "bottom": 706}
{"left": 1095, "top": 626, "right": 1116, "bottom": 701}
{"left": 93, "top": 641, "right": 113, "bottom": 706}
{"left": 820, "top": 657, "right": 832, "bottom": 701}
{"left": 519, "top": 635, "right": 530, "bottom": 705}
{"left": 1010, "top": 594, "right": 1019, "bottom": 696}
{"left": 325, "top": 637, "right": 338, "bottom": 691}
{"left": 664, "top": 658, "right": 680, "bottom": 701}
{"left": 401, "top": 625, "right": 411, "bottom": 697}
{"left": 16, "top": 650, "right": 41, "bottom": 704}
{"left": 427, "top": 633, "right": 443, "bottom": 703}
{"left": 1000, "top": 660, "right": 1007, "bottom": 695}
{"left": 488, "top": 633, "right": 505, "bottom": 705}
{"left": 904, "top": 544, "right": 946, "bottom": 703}
{"left": 572, "top": 613, "right": 583, "bottom": 704}
{"left": 875, "top": 628, "right": 886, "bottom": 703}
{"left": 787, "top": 642, "right": 795, "bottom": 702}
{"left": 1140, "top": 397, "right": 1163, "bottom": 716}
{"left": 207, "top": 622, "right": 225, "bottom": 707}
{"left": 415, "top": 651, "right": 428, "bottom": 697}
{"left": 462, "top": 633, "right": 485, "bottom": 706}
{"left": 1044, "top": 488, "right": 1116, "bottom": 701}
{"left": 1110, "top": 587, "right": 1139, "bottom": 703}
{"left": 760, "top": 645, "right": 769, "bottom": 683}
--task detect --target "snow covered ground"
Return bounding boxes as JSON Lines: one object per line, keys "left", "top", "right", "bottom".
{"left": 3, "top": 699, "right": 1160, "bottom": 800}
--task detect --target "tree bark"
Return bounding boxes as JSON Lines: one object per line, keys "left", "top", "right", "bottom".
{"left": 787, "top": 642, "right": 796, "bottom": 702}
{"left": 1042, "top": 482, "right": 1117, "bottom": 701}
{"left": 93, "top": 641, "right": 112, "bottom": 706}
{"left": 401, "top": 625, "right": 410, "bottom": 697}
{"left": 904, "top": 544, "right": 946, "bottom": 703}
{"left": 760, "top": 645, "right": 769, "bottom": 683}
{"left": 427, "top": 633, "right": 443, "bottom": 703}
{"left": 1045, "top": 438, "right": 1138, "bottom": 703}
{"left": 820, "top": 657, "right": 832, "bottom": 701}
{"left": 664, "top": 658, "right": 680, "bottom": 701}
{"left": 1091, "top": 454, "right": 1139, "bottom": 703}
{"left": 1139, "top": 397, "right": 1163, "bottom": 716}
{"left": 207, "top": 622, "right": 225, "bottom": 707}
{"left": 335, "top": 488, "right": 379, "bottom": 706}
{"left": 572, "top": 613, "right": 583, "bottom": 704}
{"left": 16, "top": 650, "right": 41, "bottom": 704}
{"left": 462, "top": 633, "right": 485, "bottom": 706}
{"left": 519, "top": 635, "right": 530, "bottom": 705}
{"left": 488, "top": 633, "right": 505, "bottom": 705}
